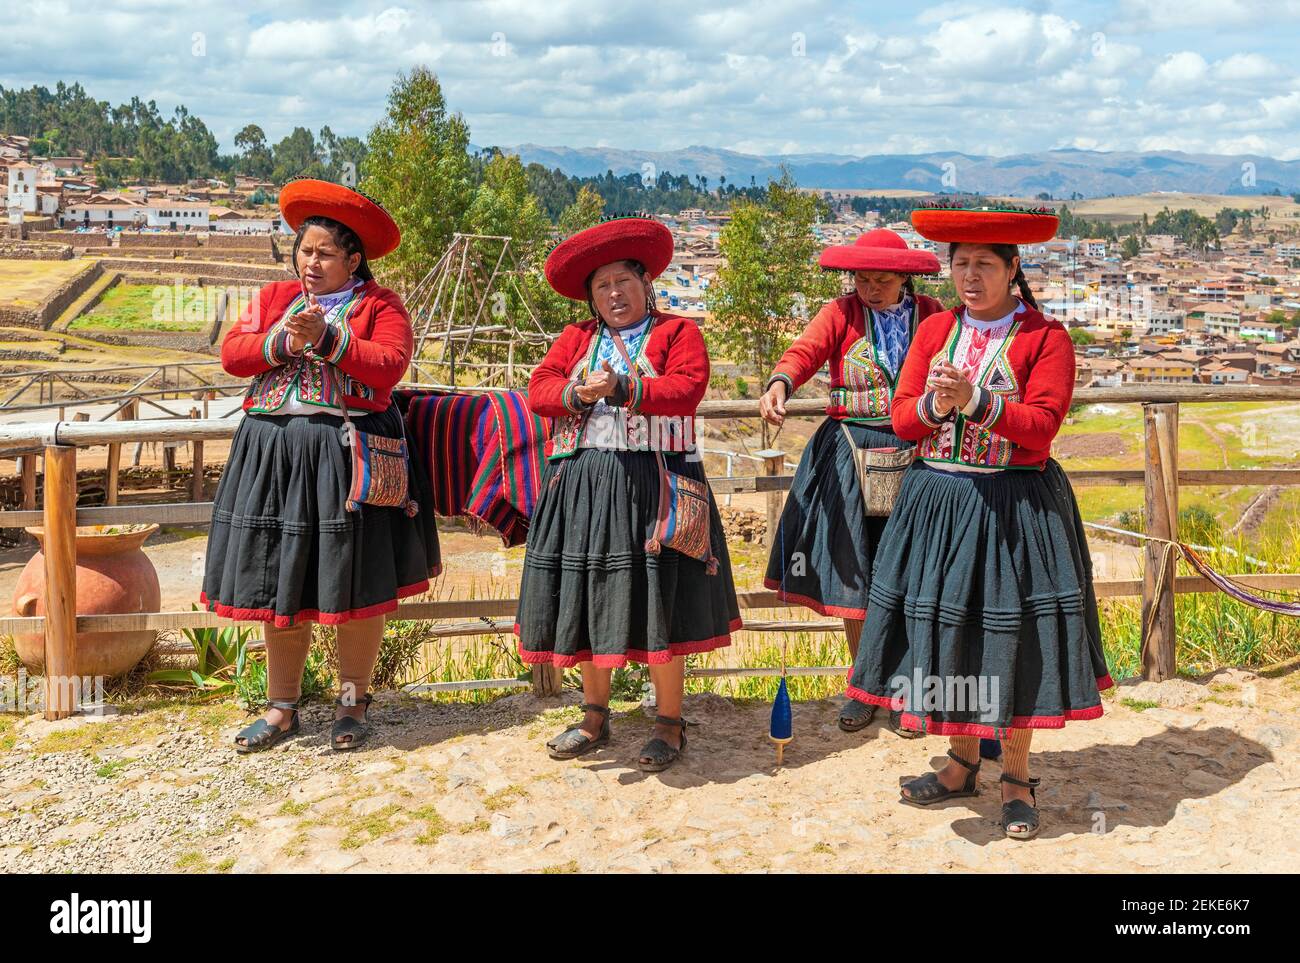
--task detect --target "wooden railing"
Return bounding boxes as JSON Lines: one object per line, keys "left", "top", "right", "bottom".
{"left": 0, "top": 361, "right": 244, "bottom": 416}
{"left": 3, "top": 383, "right": 1300, "bottom": 718}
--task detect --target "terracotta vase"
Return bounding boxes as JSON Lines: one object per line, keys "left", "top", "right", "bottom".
{"left": 11, "top": 524, "right": 161, "bottom": 679}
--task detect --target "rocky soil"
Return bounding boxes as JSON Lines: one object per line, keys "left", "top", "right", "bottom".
{"left": 1, "top": 665, "right": 1296, "bottom": 873}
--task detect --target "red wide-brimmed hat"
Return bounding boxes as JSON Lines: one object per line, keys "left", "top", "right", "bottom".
{"left": 544, "top": 215, "right": 674, "bottom": 301}
{"left": 819, "top": 228, "right": 940, "bottom": 274}
{"left": 911, "top": 204, "right": 1059, "bottom": 245}
{"left": 279, "top": 178, "right": 401, "bottom": 259}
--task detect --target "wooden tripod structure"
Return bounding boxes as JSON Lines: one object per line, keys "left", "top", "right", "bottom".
{"left": 404, "top": 233, "right": 553, "bottom": 389}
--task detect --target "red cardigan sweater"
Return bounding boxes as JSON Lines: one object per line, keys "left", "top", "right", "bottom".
{"left": 529, "top": 312, "right": 708, "bottom": 459}
{"left": 222, "top": 278, "right": 412, "bottom": 414}
{"left": 767, "top": 293, "right": 945, "bottom": 423}
{"left": 892, "top": 304, "right": 1075, "bottom": 469}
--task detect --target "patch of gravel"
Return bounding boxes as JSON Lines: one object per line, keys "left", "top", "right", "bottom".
{"left": 0, "top": 690, "right": 574, "bottom": 873}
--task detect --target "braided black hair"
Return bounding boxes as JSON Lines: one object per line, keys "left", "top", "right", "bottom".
{"left": 948, "top": 242, "right": 1038, "bottom": 311}
{"left": 292, "top": 215, "right": 373, "bottom": 283}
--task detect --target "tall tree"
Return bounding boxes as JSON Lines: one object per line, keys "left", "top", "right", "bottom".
{"left": 271, "top": 126, "right": 323, "bottom": 184}
{"left": 465, "top": 152, "right": 549, "bottom": 259}
{"left": 234, "top": 124, "right": 272, "bottom": 179}
{"left": 359, "top": 67, "right": 476, "bottom": 296}
{"left": 557, "top": 185, "right": 605, "bottom": 236}
{"left": 520, "top": 186, "right": 609, "bottom": 355}
{"left": 705, "top": 169, "right": 838, "bottom": 444}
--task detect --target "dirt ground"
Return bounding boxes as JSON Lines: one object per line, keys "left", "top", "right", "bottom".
{"left": 0, "top": 664, "right": 1296, "bottom": 873}
{"left": 1054, "top": 432, "right": 1131, "bottom": 460}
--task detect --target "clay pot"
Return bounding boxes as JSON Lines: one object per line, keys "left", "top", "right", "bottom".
{"left": 11, "top": 524, "right": 161, "bottom": 679}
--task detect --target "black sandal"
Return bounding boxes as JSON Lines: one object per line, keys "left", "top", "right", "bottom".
{"left": 838, "top": 699, "right": 876, "bottom": 732}
{"left": 1000, "top": 773, "right": 1042, "bottom": 840}
{"left": 889, "top": 709, "right": 925, "bottom": 739}
{"left": 638, "top": 715, "right": 688, "bottom": 772}
{"left": 546, "top": 703, "right": 611, "bottom": 760}
{"left": 234, "top": 699, "right": 300, "bottom": 754}
{"left": 900, "top": 749, "right": 980, "bottom": 806}
{"left": 331, "top": 692, "right": 373, "bottom": 751}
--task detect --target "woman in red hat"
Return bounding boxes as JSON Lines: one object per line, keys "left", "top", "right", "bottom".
{"left": 844, "top": 206, "right": 1112, "bottom": 840}
{"left": 758, "top": 228, "right": 943, "bottom": 736}
{"left": 515, "top": 215, "right": 741, "bottom": 772}
{"left": 203, "top": 178, "right": 440, "bottom": 754}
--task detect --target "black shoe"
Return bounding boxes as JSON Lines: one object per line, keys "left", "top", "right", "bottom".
{"left": 889, "top": 709, "right": 924, "bottom": 739}
{"left": 331, "top": 692, "right": 373, "bottom": 751}
{"left": 638, "top": 715, "right": 688, "bottom": 772}
{"left": 900, "top": 750, "right": 980, "bottom": 807}
{"left": 1000, "top": 773, "right": 1042, "bottom": 840}
{"left": 234, "top": 700, "right": 300, "bottom": 754}
{"left": 547, "top": 703, "right": 611, "bottom": 760}
{"left": 838, "top": 699, "right": 877, "bottom": 732}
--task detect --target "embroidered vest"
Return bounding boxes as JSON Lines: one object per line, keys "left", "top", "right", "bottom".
{"left": 917, "top": 311, "right": 1028, "bottom": 469}
{"left": 831, "top": 299, "right": 919, "bottom": 424}
{"left": 245, "top": 288, "right": 374, "bottom": 415}
{"left": 548, "top": 323, "right": 696, "bottom": 461}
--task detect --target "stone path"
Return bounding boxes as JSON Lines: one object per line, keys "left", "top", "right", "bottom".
{"left": 1, "top": 666, "right": 1296, "bottom": 873}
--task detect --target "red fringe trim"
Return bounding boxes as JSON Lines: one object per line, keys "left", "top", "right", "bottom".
{"left": 761, "top": 578, "right": 868, "bottom": 620}
{"left": 200, "top": 574, "right": 436, "bottom": 628}
{"left": 514, "top": 617, "right": 742, "bottom": 668}
{"left": 843, "top": 678, "right": 1112, "bottom": 737}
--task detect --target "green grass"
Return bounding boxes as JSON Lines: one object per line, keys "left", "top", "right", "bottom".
{"left": 70, "top": 283, "right": 211, "bottom": 332}
{"left": 1120, "top": 699, "right": 1159, "bottom": 712}
{"left": 1099, "top": 526, "right": 1300, "bottom": 680}
{"left": 1062, "top": 401, "right": 1300, "bottom": 537}
{"left": 0, "top": 261, "right": 92, "bottom": 309}
{"left": 339, "top": 804, "right": 402, "bottom": 850}
{"left": 541, "top": 860, "right": 580, "bottom": 874}
{"left": 93, "top": 758, "right": 131, "bottom": 779}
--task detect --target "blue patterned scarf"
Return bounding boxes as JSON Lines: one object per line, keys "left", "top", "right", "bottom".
{"left": 870, "top": 295, "right": 913, "bottom": 378}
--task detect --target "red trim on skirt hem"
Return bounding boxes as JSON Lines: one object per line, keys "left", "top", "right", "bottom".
{"left": 844, "top": 678, "right": 1111, "bottom": 737}
{"left": 200, "top": 575, "right": 434, "bottom": 628}
{"left": 761, "top": 578, "right": 867, "bottom": 619}
{"left": 514, "top": 617, "right": 742, "bottom": 668}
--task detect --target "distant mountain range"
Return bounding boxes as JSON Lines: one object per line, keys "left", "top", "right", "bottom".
{"left": 479, "top": 144, "right": 1300, "bottom": 198}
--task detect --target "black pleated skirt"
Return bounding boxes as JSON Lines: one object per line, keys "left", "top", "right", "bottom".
{"left": 514, "top": 448, "right": 742, "bottom": 667}
{"left": 845, "top": 459, "right": 1113, "bottom": 737}
{"left": 764, "top": 418, "right": 909, "bottom": 619}
{"left": 201, "top": 405, "right": 441, "bottom": 627}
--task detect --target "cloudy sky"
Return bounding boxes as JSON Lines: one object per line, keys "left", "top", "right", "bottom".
{"left": 2, "top": 0, "right": 1299, "bottom": 159}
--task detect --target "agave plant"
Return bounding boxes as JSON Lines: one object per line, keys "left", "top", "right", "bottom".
{"left": 148, "top": 605, "right": 256, "bottom": 698}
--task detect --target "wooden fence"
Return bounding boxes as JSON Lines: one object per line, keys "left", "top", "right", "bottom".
{"left": 2, "top": 383, "right": 1299, "bottom": 719}
{"left": 0, "top": 361, "right": 243, "bottom": 416}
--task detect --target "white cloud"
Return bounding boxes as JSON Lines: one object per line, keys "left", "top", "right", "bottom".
{"left": 1213, "top": 53, "right": 1276, "bottom": 82}
{"left": 1117, "top": 0, "right": 1300, "bottom": 30}
{"left": 1148, "top": 51, "right": 1209, "bottom": 93}
{"left": 0, "top": 0, "right": 1297, "bottom": 164}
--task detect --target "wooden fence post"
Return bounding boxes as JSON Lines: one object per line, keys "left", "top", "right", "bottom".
{"left": 106, "top": 400, "right": 134, "bottom": 506}
{"left": 19, "top": 452, "right": 36, "bottom": 510}
{"left": 530, "top": 664, "right": 563, "bottom": 697}
{"left": 1141, "top": 402, "right": 1179, "bottom": 681}
{"left": 758, "top": 449, "right": 784, "bottom": 548}
{"left": 127, "top": 398, "right": 144, "bottom": 467}
{"left": 189, "top": 407, "right": 204, "bottom": 502}
{"left": 43, "top": 444, "right": 78, "bottom": 720}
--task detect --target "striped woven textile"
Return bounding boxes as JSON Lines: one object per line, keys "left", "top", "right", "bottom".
{"left": 402, "top": 389, "right": 551, "bottom": 547}
{"left": 1181, "top": 544, "right": 1300, "bottom": 616}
